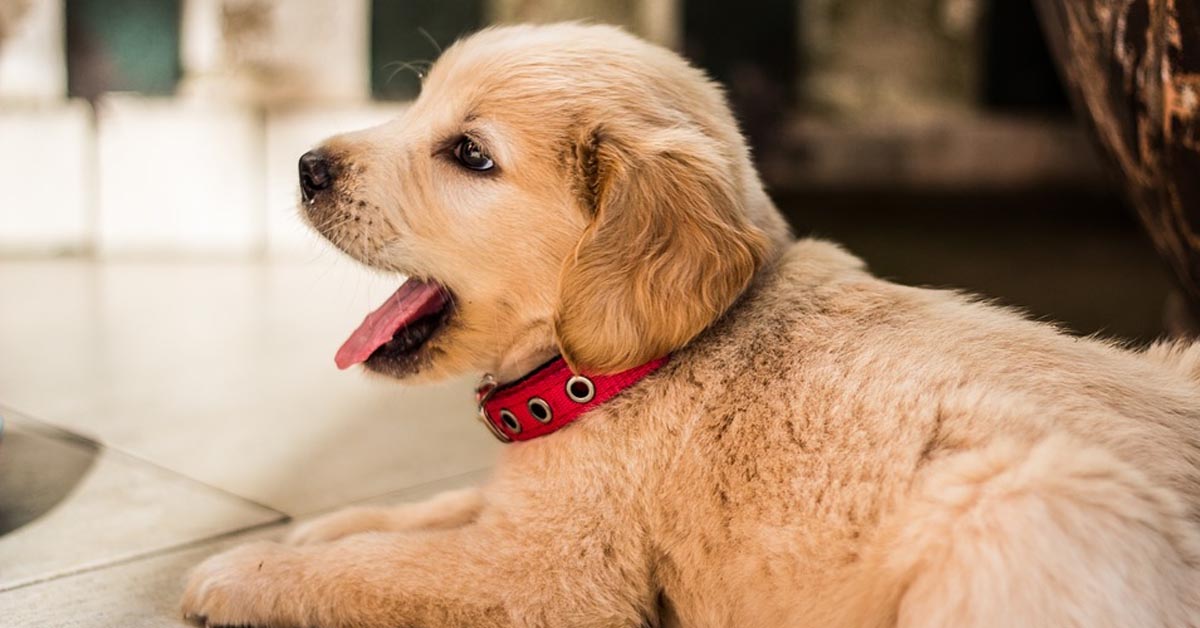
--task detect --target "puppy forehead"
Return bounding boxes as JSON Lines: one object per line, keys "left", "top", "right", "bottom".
{"left": 412, "top": 70, "right": 572, "bottom": 145}
{"left": 421, "top": 24, "right": 657, "bottom": 115}
{"left": 435, "top": 23, "right": 642, "bottom": 78}
{"left": 400, "top": 23, "right": 695, "bottom": 160}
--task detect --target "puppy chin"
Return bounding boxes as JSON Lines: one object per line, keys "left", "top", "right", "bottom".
{"left": 361, "top": 349, "right": 437, "bottom": 381}
{"left": 359, "top": 329, "right": 474, "bottom": 384}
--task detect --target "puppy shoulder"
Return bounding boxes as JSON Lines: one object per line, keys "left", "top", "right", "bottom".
{"left": 775, "top": 239, "right": 867, "bottom": 283}
{"left": 1143, "top": 339, "right": 1200, "bottom": 384}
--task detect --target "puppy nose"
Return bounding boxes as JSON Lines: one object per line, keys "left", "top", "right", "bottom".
{"left": 299, "top": 150, "right": 333, "bottom": 201}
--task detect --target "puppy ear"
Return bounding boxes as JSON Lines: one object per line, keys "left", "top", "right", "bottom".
{"left": 555, "top": 124, "right": 769, "bottom": 373}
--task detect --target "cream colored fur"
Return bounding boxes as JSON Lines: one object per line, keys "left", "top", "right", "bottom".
{"left": 183, "top": 23, "right": 1200, "bottom": 628}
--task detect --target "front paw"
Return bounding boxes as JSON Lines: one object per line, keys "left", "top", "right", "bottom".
{"left": 285, "top": 507, "right": 390, "bottom": 545}
{"left": 182, "top": 541, "right": 304, "bottom": 627}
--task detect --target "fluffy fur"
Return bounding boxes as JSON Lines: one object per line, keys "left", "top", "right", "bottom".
{"left": 183, "top": 23, "right": 1200, "bottom": 627}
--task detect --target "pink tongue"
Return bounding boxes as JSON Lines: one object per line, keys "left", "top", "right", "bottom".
{"left": 335, "top": 278, "right": 448, "bottom": 370}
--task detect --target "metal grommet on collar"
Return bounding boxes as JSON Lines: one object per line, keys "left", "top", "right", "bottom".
{"left": 498, "top": 409, "right": 521, "bottom": 434}
{"left": 527, "top": 397, "right": 553, "bottom": 423}
{"left": 565, "top": 375, "right": 596, "bottom": 403}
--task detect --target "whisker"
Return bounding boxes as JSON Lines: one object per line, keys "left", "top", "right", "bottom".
{"left": 417, "top": 27, "right": 443, "bottom": 54}
{"left": 383, "top": 59, "right": 433, "bottom": 85}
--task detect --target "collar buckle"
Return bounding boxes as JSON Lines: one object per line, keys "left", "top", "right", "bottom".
{"left": 475, "top": 374, "right": 512, "bottom": 443}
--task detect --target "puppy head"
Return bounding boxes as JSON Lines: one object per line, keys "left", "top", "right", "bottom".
{"left": 302, "top": 23, "right": 776, "bottom": 382}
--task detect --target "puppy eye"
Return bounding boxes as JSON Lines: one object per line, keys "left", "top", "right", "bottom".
{"left": 453, "top": 137, "right": 495, "bottom": 171}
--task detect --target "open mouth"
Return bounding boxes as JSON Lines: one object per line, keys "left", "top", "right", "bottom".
{"left": 335, "top": 278, "right": 454, "bottom": 370}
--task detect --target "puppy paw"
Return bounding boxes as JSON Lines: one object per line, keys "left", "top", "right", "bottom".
{"left": 181, "top": 541, "right": 304, "bottom": 627}
{"left": 285, "top": 507, "right": 390, "bottom": 545}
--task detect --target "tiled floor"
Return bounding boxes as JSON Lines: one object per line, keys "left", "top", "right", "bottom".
{"left": 0, "top": 256, "right": 498, "bottom": 627}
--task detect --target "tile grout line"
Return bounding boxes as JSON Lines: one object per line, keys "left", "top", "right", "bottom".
{"left": 1, "top": 400, "right": 493, "bottom": 523}
{"left": 0, "top": 467, "right": 493, "bottom": 594}
{"left": 0, "top": 401, "right": 290, "bottom": 520}
{"left": 0, "top": 401, "right": 105, "bottom": 448}
{"left": 0, "top": 517, "right": 289, "bottom": 594}
{"left": 0, "top": 403, "right": 492, "bottom": 594}
{"left": 291, "top": 465, "right": 493, "bottom": 519}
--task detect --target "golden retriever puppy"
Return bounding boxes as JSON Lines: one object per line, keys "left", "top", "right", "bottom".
{"left": 183, "top": 23, "right": 1200, "bottom": 628}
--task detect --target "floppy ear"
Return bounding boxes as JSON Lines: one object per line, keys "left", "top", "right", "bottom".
{"left": 555, "top": 124, "right": 770, "bottom": 373}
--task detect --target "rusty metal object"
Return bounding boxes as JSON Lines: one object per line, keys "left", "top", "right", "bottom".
{"left": 1035, "top": 0, "right": 1200, "bottom": 314}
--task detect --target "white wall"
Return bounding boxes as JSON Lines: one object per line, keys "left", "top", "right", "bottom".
{"left": 95, "top": 97, "right": 264, "bottom": 255}
{"left": 0, "top": 98, "right": 405, "bottom": 257}
{"left": 0, "top": 102, "right": 90, "bottom": 252}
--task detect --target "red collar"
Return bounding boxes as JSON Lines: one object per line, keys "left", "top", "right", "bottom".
{"left": 475, "top": 356, "right": 669, "bottom": 442}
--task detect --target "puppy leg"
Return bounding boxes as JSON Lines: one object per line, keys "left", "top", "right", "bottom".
{"left": 890, "top": 436, "right": 1200, "bottom": 628}
{"left": 183, "top": 511, "right": 651, "bottom": 628}
{"left": 286, "top": 487, "right": 482, "bottom": 545}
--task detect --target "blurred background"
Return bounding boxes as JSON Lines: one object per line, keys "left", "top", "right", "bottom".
{"left": 0, "top": 0, "right": 1172, "bottom": 340}
{"left": 0, "top": 1, "right": 1188, "bottom": 621}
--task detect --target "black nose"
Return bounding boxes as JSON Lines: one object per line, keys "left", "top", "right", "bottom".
{"left": 299, "top": 150, "right": 333, "bottom": 201}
